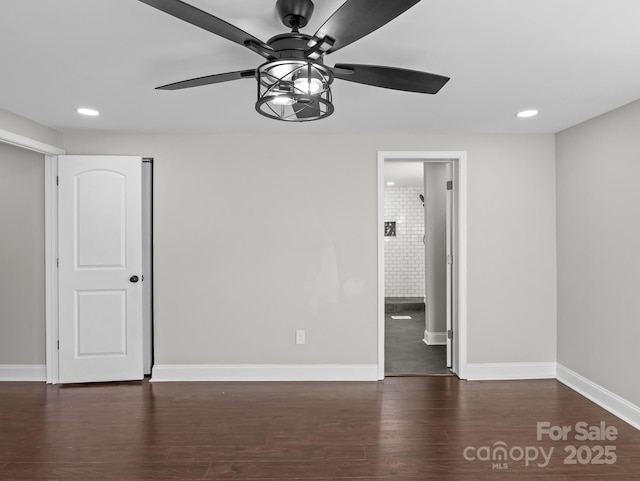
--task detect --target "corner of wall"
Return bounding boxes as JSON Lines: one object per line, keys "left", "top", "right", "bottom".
{"left": 557, "top": 364, "right": 640, "bottom": 431}
{"left": 0, "top": 107, "right": 64, "bottom": 153}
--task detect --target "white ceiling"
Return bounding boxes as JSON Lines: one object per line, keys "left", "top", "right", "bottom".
{"left": 1, "top": 0, "right": 640, "bottom": 135}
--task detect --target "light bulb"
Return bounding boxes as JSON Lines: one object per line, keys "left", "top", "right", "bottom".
{"left": 267, "top": 63, "right": 296, "bottom": 81}
{"left": 294, "top": 77, "right": 323, "bottom": 95}
{"left": 271, "top": 95, "right": 295, "bottom": 106}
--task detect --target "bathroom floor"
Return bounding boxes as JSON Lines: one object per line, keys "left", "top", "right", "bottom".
{"left": 384, "top": 302, "right": 451, "bottom": 376}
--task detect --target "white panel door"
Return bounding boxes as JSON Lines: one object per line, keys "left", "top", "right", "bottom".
{"left": 58, "top": 155, "right": 143, "bottom": 383}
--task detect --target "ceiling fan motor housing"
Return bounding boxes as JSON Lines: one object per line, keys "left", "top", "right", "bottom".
{"left": 267, "top": 33, "right": 321, "bottom": 61}
{"left": 276, "top": 0, "right": 314, "bottom": 29}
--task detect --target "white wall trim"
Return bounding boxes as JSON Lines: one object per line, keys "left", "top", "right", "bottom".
{"left": 424, "top": 331, "right": 447, "bottom": 346}
{"left": 466, "top": 362, "right": 557, "bottom": 380}
{"left": 151, "top": 364, "right": 379, "bottom": 382}
{"left": 377, "top": 154, "right": 385, "bottom": 380}
{"left": 377, "top": 151, "right": 468, "bottom": 380}
{"left": 557, "top": 364, "right": 640, "bottom": 431}
{"left": 0, "top": 128, "right": 64, "bottom": 156}
{"left": 0, "top": 365, "right": 46, "bottom": 381}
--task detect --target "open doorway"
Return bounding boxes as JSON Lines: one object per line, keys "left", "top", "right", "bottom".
{"left": 377, "top": 151, "right": 468, "bottom": 380}
{"left": 383, "top": 160, "right": 451, "bottom": 375}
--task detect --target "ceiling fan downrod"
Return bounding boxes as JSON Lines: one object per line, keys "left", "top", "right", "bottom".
{"left": 276, "top": 0, "right": 314, "bottom": 31}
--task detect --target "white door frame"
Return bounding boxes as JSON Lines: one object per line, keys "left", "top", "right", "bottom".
{"left": 44, "top": 154, "right": 60, "bottom": 383}
{"left": 377, "top": 151, "right": 468, "bottom": 380}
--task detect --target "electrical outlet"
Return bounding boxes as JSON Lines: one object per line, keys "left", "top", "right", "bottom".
{"left": 295, "top": 329, "right": 305, "bottom": 345}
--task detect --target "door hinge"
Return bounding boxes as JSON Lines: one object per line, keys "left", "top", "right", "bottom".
{"left": 56, "top": 258, "right": 59, "bottom": 268}
{"left": 447, "top": 330, "right": 453, "bottom": 340}
{"left": 56, "top": 176, "right": 59, "bottom": 186}
{"left": 446, "top": 180, "right": 453, "bottom": 190}
{"left": 447, "top": 254, "right": 453, "bottom": 265}
{"left": 57, "top": 340, "right": 60, "bottom": 350}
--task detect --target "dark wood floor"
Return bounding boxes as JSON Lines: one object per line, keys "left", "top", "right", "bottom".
{"left": 0, "top": 377, "right": 638, "bottom": 480}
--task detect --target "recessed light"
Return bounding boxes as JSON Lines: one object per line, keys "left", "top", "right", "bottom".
{"left": 386, "top": 181, "right": 395, "bottom": 186}
{"left": 76, "top": 107, "right": 100, "bottom": 117}
{"left": 516, "top": 109, "right": 539, "bottom": 118}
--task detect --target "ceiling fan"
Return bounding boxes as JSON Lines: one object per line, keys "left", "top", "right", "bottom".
{"left": 139, "top": 0, "right": 450, "bottom": 121}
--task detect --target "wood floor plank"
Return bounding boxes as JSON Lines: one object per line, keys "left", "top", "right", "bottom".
{"left": 0, "top": 462, "right": 210, "bottom": 480}
{"left": 166, "top": 444, "right": 366, "bottom": 463}
{"left": 0, "top": 446, "right": 172, "bottom": 463}
{"left": 203, "top": 456, "right": 640, "bottom": 479}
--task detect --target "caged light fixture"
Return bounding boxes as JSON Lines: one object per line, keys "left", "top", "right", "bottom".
{"left": 256, "top": 58, "right": 334, "bottom": 121}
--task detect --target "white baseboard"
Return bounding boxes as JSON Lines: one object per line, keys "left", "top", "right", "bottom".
{"left": 0, "top": 364, "right": 46, "bottom": 381}
{"left": 151, "top": 364, "right": 379, "bottom": 382}
{"left": 557, "top": 364, "right": 640, "bottom": 431}
{"left": 424, "top": 330, "right": 446, "bottom": 345}
{"left": 466, "top": 362, "right": 556, "bottom": 380}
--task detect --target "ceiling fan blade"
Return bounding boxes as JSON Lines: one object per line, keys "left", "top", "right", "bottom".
{"left": 333, "top": 64, "right": 449, "bottom": 94}
{"left": 293, "top": 99, "right": 321, "bottom": 119}
{"left": 139, "top": 0, "right": 271, "bottom": 54}
{"left": 156, "top": 69, "right": 255, "bottom": 90}
{"left": 311, "top": 0, "right": 421, "bottom": 54}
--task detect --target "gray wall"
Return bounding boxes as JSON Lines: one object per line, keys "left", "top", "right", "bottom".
{"left": 556, "top": 99, "right": 640, "bottom": 406}
{"left": 64, "top": 133, "right": 557, "bottom": 367}
{"left": 0, "top": 142, "right": 45, "bottom": 365}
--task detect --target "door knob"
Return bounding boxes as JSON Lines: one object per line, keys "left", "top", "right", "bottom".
{"left": 129, "top": 275, "right": 139, "bottom": 283}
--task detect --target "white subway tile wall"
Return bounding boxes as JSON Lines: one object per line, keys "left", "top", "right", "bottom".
{"left": 384, "top": 186, "right": 425, "bottom": 298}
